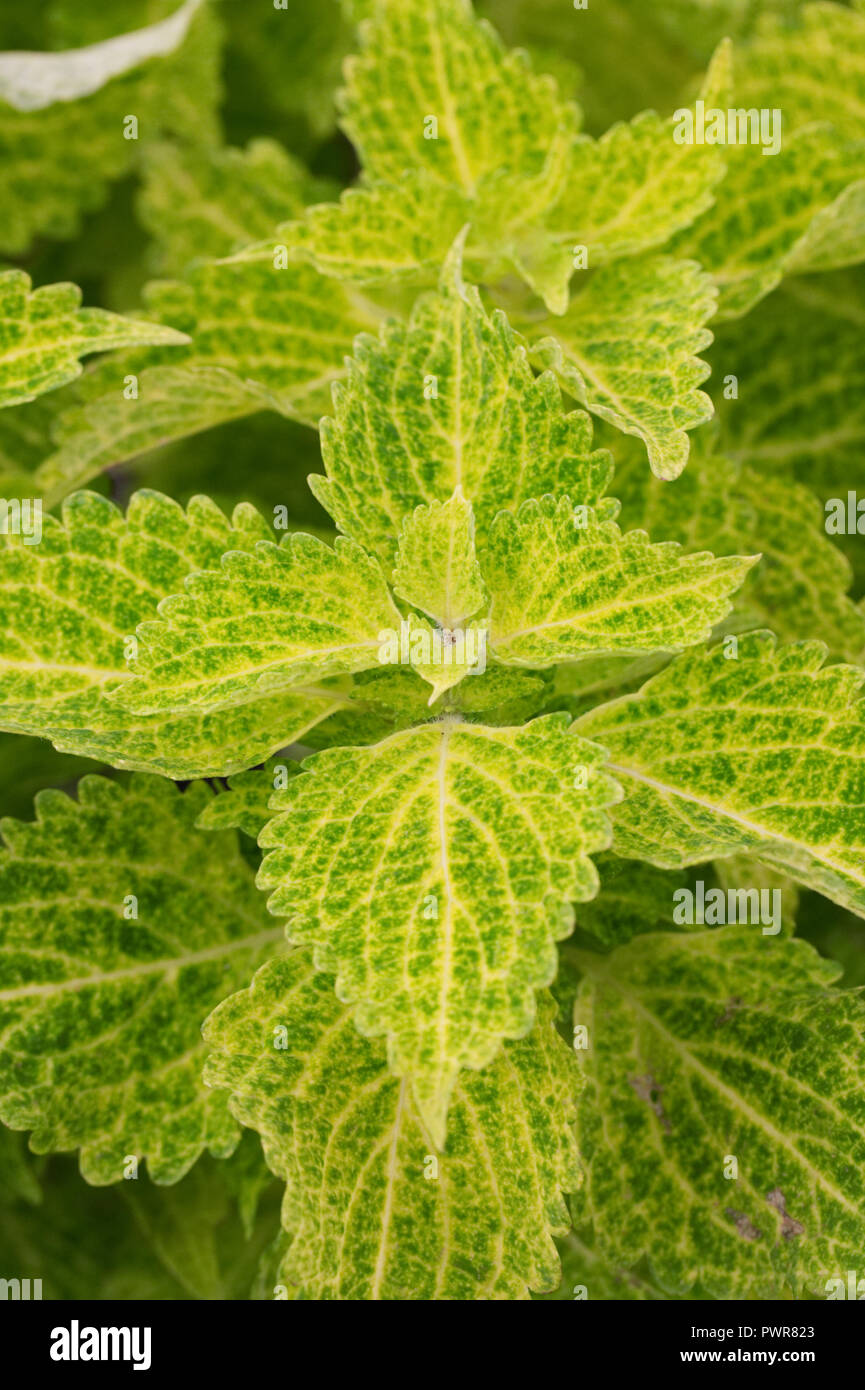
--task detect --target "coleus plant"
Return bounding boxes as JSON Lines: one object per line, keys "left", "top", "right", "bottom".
{"left": 0, "top": 0, "right": 864, "bottom": 1303}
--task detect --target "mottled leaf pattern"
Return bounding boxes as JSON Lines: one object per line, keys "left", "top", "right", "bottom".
{"left": 393, "top": 489, "right": 486, "bottom": 627}
{"left": 0, "top": 776, "right": 283, "bottom": 1183}
{"left": 672, "top": 123, "right": 865, "bottom": 319}
{"left": 257, "top": 714, "right": 619, "bottom": 1143}
{"left": 204, "top": 950, "right": 580, "bottom": 1299}
{"left": 485, "top": 495, "right": 754, "bottom": 666}
{"left": 313, "top": 250, "right": 613, "bottom": 562}
{"left": 0, "top": 490, "right": 349, "bottom": 776}
{"left": 569, "top": 930, "right": 865, "bottom": 1297}
{"left": 531, "top": 257, "right": 717, "bottom": 479}
{"left": 611, "top": 438, "right": 865, "bottom": 661}
{"left": 0, "top": 270, "right": 188, "bottom": 409}
{"left": 117, "top": 532, "right": 400, "bottom": 716}
{"left": 577, "top": 633, "right": 865, "bottom": 916}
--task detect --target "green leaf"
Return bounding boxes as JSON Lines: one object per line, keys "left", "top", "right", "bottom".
{"left": 0, "top": 270, "right": 188, "bottom": 409}
{"left": 340, "top": 0, "right": 573, "bottom": 195}
{"left": 286, "top": 172, "right": 470, "bottom": 286}
{"left": 32, "top": 366, "right": 271, "bottom": 509}
{"left": 34, "top": 241, "right": 382, "bottom": 495}
{"left": 302, "top": 5, "right": 724, "bottom": 313}
{"left": 400, "top": 613, "right": 491, "bottom": 704}
{"left": 574, "top": 852, "right": 697, "bottom": 948}
{"left": 137, "top": 138, "right": 335, "bottom": 276}
{"left": 0, "top": 490, "right": 350, "bottom": 777}
{"left": 712, "top": 274, "right": 865, "bottom": 593}
{"left": 332, "top": 0, "right": 586, "bottom": 311}
{"left": 0, "top": 0, "right": 222, "bottom": 256}
{"left": 257, "top": 713, "right": 619, "bottom": 1143}
{"left": 115, "top": 531, "right": 401, "bottom": 717}
{"left": 671, "top": 123, "right": 865, "bottom": 320}
{"left": 539, "top": 111, "right": 725, "bottom": 269}
{"left": 537, "top": 1228, "right": 676, "bottom": 1301}
{"left": 531, "top": 257, "right": 717, "bottom": 478}
{"left": 197, "top": 759, "right": 298, "bottom": 840}
{"left": 485, "top": 495, "right": 754, "bottom": 667}
{"left": 737, "top": 1, "right": 865, "bottom": 139}
{"left": 312, "top": 251, "right": 613, "bottom": 564}
{"left": 140, "top": 250, "right": 381, "bottom": 428}
{"left": 393, "top": 489, "right": 486, "bottom": 628}
{"left": 0, "top": 1147, "right": 280, "bottom": 1299}
{"left": 611, "top": 440, "right": 865, "bottom": 662}
{"left": 0, "top": 774, "right": 283, "bottom": 1183}
{"left": 577, "top": 632, "right": 865, "bottom": 917}
{"left": 569, "top": 929, "right": 865, "bottom": 1297}
{"left": 204, "top": 950, "right": 580, "bottom": 1299}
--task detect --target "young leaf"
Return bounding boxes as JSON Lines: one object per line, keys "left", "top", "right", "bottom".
{"left": 312, "top": 251, "right": 613, "bottom": 564}
{"left": 577, "top": 632, "right": 865, "bottom": 916}
{"left": 569, "top": 929, "right": 865, "bottom": 1297}
{"left": 0, "top": 775, "right": 284, "bottom": 1183}
{"left": 331, "top": 2, "right": 730, "bottom": 314}
{"left": 257, "top": 713, "right": 620, "bottom": 1144}
{"left": 401, "top": 614, "right": 491, "bottom": 705}
{"left": 115, "top": 532, "right": 401, "bottom": 717}
{"left": 204, "top": 950, "right": 580, "bottom": 1300}
{"left": 0, "top": 490, "right": 349, "bottom": 777}
{"left": 485, "top": 495, "right": 754, "bottom": 667}
{"left": 0, "top": 270, "right": 188, "bottom": 409}
{"left": 333, "top": 0, "right": 586, "bottom": 311}
{"left": 392, "top": 489, "right": 487, "bottom": 628}
{"left": 531, "top": 257, "right": 717, "bottom": 479}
